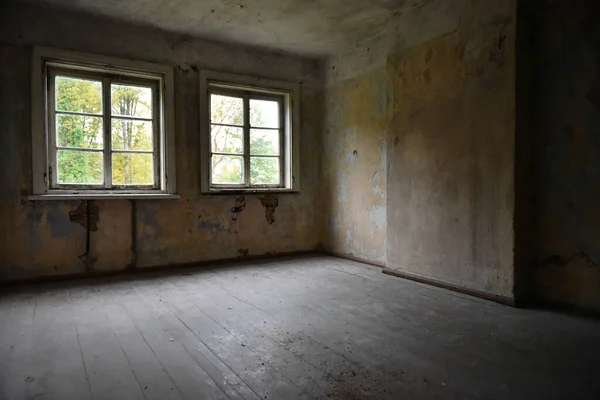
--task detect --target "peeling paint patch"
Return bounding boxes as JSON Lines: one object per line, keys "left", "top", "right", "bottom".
{"left": 345, "top": 229, "right": 355, "bottom": 246}
{"left": 371, "top": 171, "right": 384, "bottom": 198}
{"left": 370, "top": 205, "right": 386, "bottom": 232}
{"left": 68, "top": 202, "right": 99, "bottom": 232}
{"left": 260, "top": 196, "right": 279, "bottom": 224}
{"left": 230, "top": 196, "right": 246, "bottom": 221}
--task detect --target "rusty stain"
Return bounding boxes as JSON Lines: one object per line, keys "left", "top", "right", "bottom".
{"left": 230, "top": 196, "right": 246, "bottom": 221}
{"left": 260, "top": 196, "right": 278, "bottom": 224}
{"left": 69, "top": 202, "right": 99, "bottom": 231}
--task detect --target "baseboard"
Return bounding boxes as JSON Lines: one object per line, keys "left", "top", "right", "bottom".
{"left": 0, "top": 250, "right": 320, "bottom": 288}
{"left": 382, "top": 268, "right": 516, "bottom": 306}
{"left": 322, "top": 250, "right": 515, "bottom": 306}
{"left": 321, "top": 251, "right": 386, "bottom": 269}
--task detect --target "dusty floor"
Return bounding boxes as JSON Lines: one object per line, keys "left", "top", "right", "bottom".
{"left": 1, "top": 255, "right": 599, "bottom": 399}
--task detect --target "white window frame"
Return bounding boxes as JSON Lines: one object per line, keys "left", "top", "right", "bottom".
{"left": 30, "top": 47, "right": 177, "bottom": 200}
{"left": 199, "top": 70, "right": 300, "bottom": 194}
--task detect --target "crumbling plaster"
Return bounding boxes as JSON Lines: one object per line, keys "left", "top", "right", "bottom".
{"left": 0, "top": 1, "right": 324, "bottom": 281}
{"left": 2, "top": 0, "right": 599, "bottom": 315}
{"left": 323, "top": 0, "right": 517, "bottom": 299}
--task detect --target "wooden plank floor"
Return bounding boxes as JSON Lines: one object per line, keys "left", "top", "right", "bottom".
{"left": 1, "top": 255, "right": 599, "bottom": 400}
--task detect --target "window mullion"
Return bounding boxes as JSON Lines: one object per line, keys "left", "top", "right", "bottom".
{"left": 153, "top": 81, "right": 161, "bottom": 189}
{"left": 48, "top": 73, "right": 58, "bottom": 189}
{"left": 102, "top": 78, "right": 112, "bottom": 189}
{"left": 279, "top": 96, "right": 285, "bottom": 188}
{"left": 243, "top": 95, "right": 250, "bottom": 187}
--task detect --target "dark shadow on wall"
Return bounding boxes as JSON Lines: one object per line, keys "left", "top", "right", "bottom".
{"left": 527, "top": 0, "right": 600, "bottom": 313}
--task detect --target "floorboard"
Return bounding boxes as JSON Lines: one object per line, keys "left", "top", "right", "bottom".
{"left": 1, "top": 255, "right": 599, "bottom": 400}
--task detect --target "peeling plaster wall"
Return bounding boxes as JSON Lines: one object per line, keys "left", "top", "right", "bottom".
{"left": 530, "top": 0, "right": 600, "bottom": 311}
{"left": 0, "top": 2, "right": 324, "bottom": 281}
{"left": 323, "top": 0, "right": 517, "bottom": 298}
{"left": 322, "top": 66, "right": 388, "bottom": 262}
{"left": 388, "top": 1, "right": 516, "bottom": 299}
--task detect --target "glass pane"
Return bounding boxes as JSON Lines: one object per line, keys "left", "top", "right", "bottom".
{"left": 211, "top": 125, "right": 243, "bottom": 154}
{"left": 57, "top": 150, "right": 103, "bottom": 184}
{"left": 111, "top": 85, "right": 152, "bottom": 118}
{"left": 112, "top": 118, "right": 153, "bottom": 151}
{"left": 212, "top": 155, "right": 243, "bottom": 184}
{"left": 56, "top": 76, "right": 102, "bottom": 114}
{"left": 56, "top": 114, "right": 103, "bottom": 149}
{"left": 211, "top": 94, "right": 243, "bottom": 126}
{"left": 250, "top": 157, "right": 280, "bottom": 185}
{"left": 250, "top": 129, "right": 279, "bottom": 156}
{"left": 250, "top": 99, "right": 279, "bottom": 128}
{"left": 112, "top": 153, "right": 154, "bottom": 185}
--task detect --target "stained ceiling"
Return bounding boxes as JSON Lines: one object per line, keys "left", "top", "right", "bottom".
{"left": 16, "top": 0, "right": 425, "bottom": 57}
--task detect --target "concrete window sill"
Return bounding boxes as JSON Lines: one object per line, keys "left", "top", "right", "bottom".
{"left": 201, "top": 189, "right": 300, "bottom": 196}
{"left": 28, "top": 193, "right": 181, "bottom": 201}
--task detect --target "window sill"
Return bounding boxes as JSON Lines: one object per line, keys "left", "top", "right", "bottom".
{"left": 28, "top": 193, "right": 181, "bottom": 201}
{"left": 201, "top": 189, "right": 299, "bottom": 196}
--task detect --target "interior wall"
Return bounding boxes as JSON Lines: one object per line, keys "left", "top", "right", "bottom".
{"left": 0, "top": 2, "right": 324, "bottom": 281}
{"left": 531, "top": 0, "right": 600, "bottom": 311}
{"left": 387, "top": 1, "right": 516, "bottom": 299}
{"left": 323, "top": 0, "right": 517, "bottom": 299}
{"left": 322, "top": 54, "right": 388, "bottom": 263}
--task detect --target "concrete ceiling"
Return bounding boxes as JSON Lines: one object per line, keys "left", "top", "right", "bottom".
{"left": 17, "top": 0, "right": 425, "bottom": 57}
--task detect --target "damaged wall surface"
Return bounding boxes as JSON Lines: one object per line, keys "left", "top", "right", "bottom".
{"left": 323, "top": 0, "right": 516, "bottom": 299}
{"left": 387, "top": 1, "right": 516, "bottom": 299}
{"left": 0, "top": 1, "right": 323, "bottom": 281}
{"left": 2, "top": 0, "right": 598, "bottom": 315}
{"left": 322, "top": 67, "right": 387, "bottom": 263}
{"left": 530, "top": 0, "right": 600, "bottom": 311}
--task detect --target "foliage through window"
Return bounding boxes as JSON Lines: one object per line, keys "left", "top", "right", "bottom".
{"left": 209, "top": 90, "right": 284, "bottom": 188}
{"left": 48, "top": 67, "right": 160, "bottom": 190}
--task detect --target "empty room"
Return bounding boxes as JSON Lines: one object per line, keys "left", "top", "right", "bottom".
{"left": 1, "top": 0, "right": 599, "bottom": 399}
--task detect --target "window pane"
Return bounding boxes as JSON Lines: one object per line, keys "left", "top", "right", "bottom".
{"left": 112, "top": 118, "right": 153, "bottom": 151}
{"left": 56, "top": 76, "right": 102, "bottom": 114}
{"left": 250, "top": 157, "right": 280, "bottom": 185}
{"left": 112, "top": 153, "right": 154, "bottom": 185}
{"left": 57, "top": 150, "right": 103, "bottom": 184}
{"left": 111, "top": 85, "right": 152, "bottom": 118}
{"left": 212, "top": 155, "right": 243, "bottom": 184}
{"left": 57, "top": 114, "right": 103, "bottom": 149}
{"left": 250, "top": 129, "right": 279, "bottom": 156}
{"left": 211, "top": 125, "right": 243, "bottom": 154}
{"left": 211, "top": 94, "right": 243, "bottom": 126}
{"left": 250, "top": 99, "right": 279, "bottom": 128}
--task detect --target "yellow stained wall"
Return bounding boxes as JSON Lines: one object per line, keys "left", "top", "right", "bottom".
{"left": 323, "top": 0, "right": 517, "bottom": 300}
{"left": 322, "top": 68, "right": 387, "bottom": 263}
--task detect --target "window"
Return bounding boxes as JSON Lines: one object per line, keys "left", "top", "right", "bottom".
{"left": 200, "top": 71, "right": 299, "bottom": 193}
{"left": 31, "top": 47, "right": 176, "bottom": 198}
